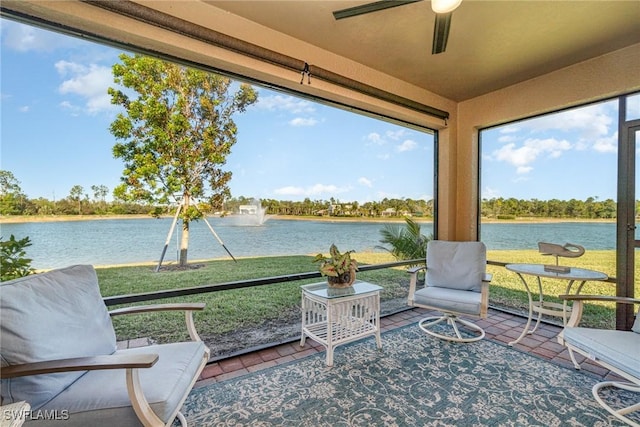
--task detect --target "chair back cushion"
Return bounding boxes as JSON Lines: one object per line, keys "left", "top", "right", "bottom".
{"left": 1, "top": 265, "right": 116, "bottom": 409}
{"left": 426, "top": 240, "right": 487, "bottom": 292}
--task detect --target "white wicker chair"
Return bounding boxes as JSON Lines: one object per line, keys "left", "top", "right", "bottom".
{"left": 407, "top": 240, "right": 491, "bottom": 342}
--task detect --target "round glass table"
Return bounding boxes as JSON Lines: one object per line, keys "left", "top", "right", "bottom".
{"left": 505, "top": 263, "right": 608, "bottom": 346}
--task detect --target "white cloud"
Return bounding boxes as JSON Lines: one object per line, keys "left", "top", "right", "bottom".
{"left": 516, "top": 166, "right": 533, "bottom": 174}
{"left": 521, "top": 103, "right": 613, "bottom": 141}
{"left": 289, "top": 117, "right": 318, "bottom": 127}
{"left": 492, "top": 138, "right": 572, "bottom": 174}
{"left": 483, "top": 187, "right": 501, "bottom": 199}
{"left": 366, "top": 132, "right": 385, "bottom": 145}
{"left": 397, "top": 139, "right": 417, "bottom": 152}
{"left": 377, "top": 153, "right": 390, "bottom": 160}
{"left": 255, "top": 94, "right": 315, "bottom": 114}
{"left": 55, "top": 61, "right": 114, "bottom": 114}
{"left": 593, "top": 133, "right": 618, "bottom": 153}
{"left": 493, "top": 102, "right": 618, "bottom": 156}
{"left": 274, "top": 183, "right": 350, "bottom": 197}
{"left": 358, "top": 177, "right": 373, "bottom": 187}
{"left": 18, "top": 106, "right": 29, "bottom": 113}
{"left": 59, "top": 101, "right": 81, "bottom": 117}
{"left": 273, "top": 186, "right": 305, "bottom": 196}
{"left": 1, "top": 20, "right": 81, "bottom": 52}
{"left": 385, "top": 129, "right": 407, "bottom": 140}
{"left": 500, "top": 125, "right": 520, "bottom": 134}
{"left": 498, "top": 134, "right": 517, "bottom": 143}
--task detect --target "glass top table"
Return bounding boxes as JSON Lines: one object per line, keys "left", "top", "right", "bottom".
{"left": 300, "top": 281, "right": 383, "bottom": 299}
{"left": 505, "top": 264, "right": 608, "bottom": 282}
{"left": 505, "top": 263, "right": 609, "bottom": 346}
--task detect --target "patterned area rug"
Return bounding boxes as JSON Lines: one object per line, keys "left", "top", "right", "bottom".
{"left": 182, "top": 325, "right": 637, "bottom": 426}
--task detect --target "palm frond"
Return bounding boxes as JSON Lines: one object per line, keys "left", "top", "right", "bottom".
{"left": 376, "top": 218, "right": 432, "bottom": 261}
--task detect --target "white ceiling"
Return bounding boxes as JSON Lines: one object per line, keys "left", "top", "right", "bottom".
{"left": 205, "top": 0, "right": 640, "bottom": 101}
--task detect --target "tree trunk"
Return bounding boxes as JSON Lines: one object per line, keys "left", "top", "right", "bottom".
{"left": 179, "top": 194, "right": 190, "bottom": 266}
{"left": 179, "top": 220, "right": 189, "bottom": 266}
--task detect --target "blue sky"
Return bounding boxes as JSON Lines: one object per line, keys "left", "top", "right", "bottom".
{"left": 1, "top": 19, "right": 630, "bottom": 205}
{"left": 481, "top": 99, "right": 623, "bottom": 202}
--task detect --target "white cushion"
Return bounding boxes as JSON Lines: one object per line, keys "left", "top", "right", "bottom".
{"left": 31, "top": 342, "right": 208, "bottom": 426}
{"left": 1, "top": 265, "right": 116, "bottom": 409}
{"left": 632, "top": 307, "right": 640, "bottom": 334}
{"left": 414, "top": 286, "right": 482, "bottom": 316}
{"left": 426, "top": 240, "right": 486, "bottom": 292}
{"left": 563, "top": 327, "right": 640, "bottom": 379}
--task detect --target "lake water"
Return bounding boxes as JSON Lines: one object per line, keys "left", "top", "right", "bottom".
{"left": 0, "top": 217, "right": 616, "bottom": 270}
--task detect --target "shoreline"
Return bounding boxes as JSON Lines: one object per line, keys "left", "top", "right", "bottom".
{"left": 0, "top": 213, "right": 615, "bottom": 225}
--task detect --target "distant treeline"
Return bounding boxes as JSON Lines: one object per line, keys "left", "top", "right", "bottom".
{"left": 0, "top": 190, "right": 634, "bottom": 220}
{"left": 481, "top": 197, "right": 624, "bottom": 219}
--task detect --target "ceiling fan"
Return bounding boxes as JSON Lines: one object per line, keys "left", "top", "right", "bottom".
{"left": 332, "top": 0, "right": 462, "bottom": 54}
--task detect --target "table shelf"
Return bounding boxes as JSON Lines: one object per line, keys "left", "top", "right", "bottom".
{"left": 303, "top": 318, "right": 378, "bottom": 345}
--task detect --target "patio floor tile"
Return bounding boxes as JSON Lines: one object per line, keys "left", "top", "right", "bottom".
{"left": 195, "top": 307, "right": 616, "bottom": 386}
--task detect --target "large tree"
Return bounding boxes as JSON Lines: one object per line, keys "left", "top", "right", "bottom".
{"left": 68, "top": 185, "right": 85, "bottom": 215}
{"left": 108, "top": 54, "right": 258, "bottom": 266}
{"left": 0, "top": 170, "right": 28, "bottom": 215}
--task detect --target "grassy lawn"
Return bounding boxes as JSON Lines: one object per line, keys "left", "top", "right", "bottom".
{"left": 99, "top": 249, "right": 635, "bottom": 348}
{"left": 101, "top": 252, "right": 409, "bottom": 345}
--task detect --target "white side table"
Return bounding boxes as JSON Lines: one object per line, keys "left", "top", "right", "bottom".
{"left": 1, "top": 401, "right": 30, "bottom": 427}
{"left": 300, "top": 281, "right": 383, "bottom": 366}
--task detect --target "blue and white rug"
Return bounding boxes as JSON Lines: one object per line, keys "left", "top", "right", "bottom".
{"left": 182, "top": 325, "right": 637, "bottom": 426}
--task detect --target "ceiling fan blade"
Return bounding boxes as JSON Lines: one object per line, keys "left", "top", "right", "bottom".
{"left": 333, "top": 0, "right": 422, "bottom": 20}
{"left": 432, "top": 12, "right": 452, "bottom": 54}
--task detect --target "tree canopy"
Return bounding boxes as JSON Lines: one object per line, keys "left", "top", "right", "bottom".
{"left": 108, "top": 54, "right": 258, "bottom": 266}
{"left": 0, "top": 170, "right": 28, "bottom": 215}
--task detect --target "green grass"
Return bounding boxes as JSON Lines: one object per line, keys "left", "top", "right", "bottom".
{"left": 486, "top": 249, "right": 633, "bottom": 330}
{"left": 102, "top": 252, "right": 407, "bottom": 344}
{"left": 98, "top": 250, "right": 636, "bottom": 345}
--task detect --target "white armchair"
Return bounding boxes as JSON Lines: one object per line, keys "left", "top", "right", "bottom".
{"left": 407, "top": 240, "right": 491, "bottom": 342}
{"left": 0, "top": 265, "right": 210, "bottom": 426}
{"left": 558, "top": 294, "right": 640, "bottom": 426}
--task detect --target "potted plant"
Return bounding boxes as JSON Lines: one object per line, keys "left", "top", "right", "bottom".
{"left": 313, "top": 244, "right": 358, "bottom": 288}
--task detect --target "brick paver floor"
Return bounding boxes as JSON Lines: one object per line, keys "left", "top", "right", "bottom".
{"left": 195, "top": 307, "right": 620, "bottom": 387}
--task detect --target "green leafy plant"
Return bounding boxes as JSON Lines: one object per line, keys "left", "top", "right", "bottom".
{"left": 313, "top": 244, "right": 358, "bottom": 278}
{"left": 1, "top": 234, "right": 35, "bottom": 281}
{"left": 377, "top": 217, "right": 432, "bottom": 262}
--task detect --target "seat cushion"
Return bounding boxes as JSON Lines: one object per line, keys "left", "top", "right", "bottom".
{"left": 563, "top": 327, "right": 640, "bottom": 380}
{"left": 414, "top": 286, "right": 482, "bottom": 316}
{"left": 28, "top": 341, "right": 208, "bottom": 426}
{"left": 632, "top": 307, "right": 640, "bottom": 334}
{"left": 1, "top": 265, "right": 116, "bottom": 409}
{"left": 426, "top": 241, "right": 486, "bottom": 292}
